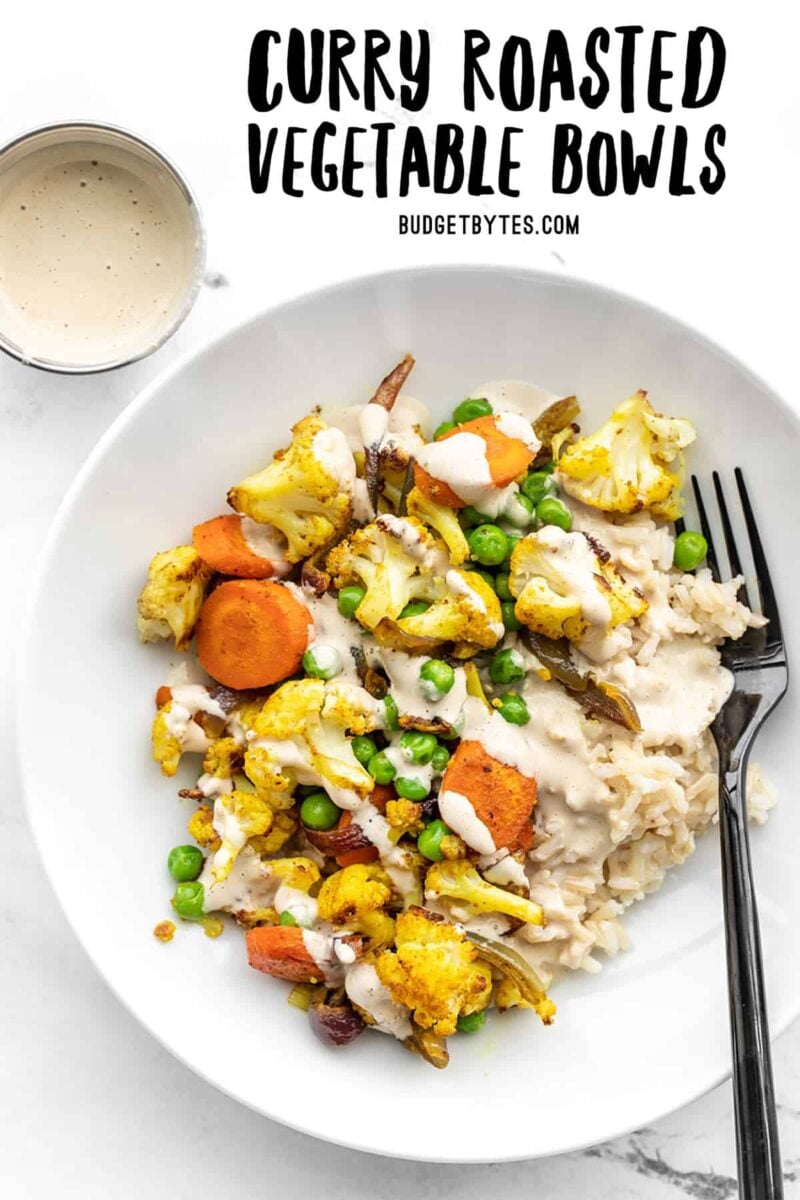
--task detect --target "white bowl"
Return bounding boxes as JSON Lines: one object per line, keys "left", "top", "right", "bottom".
{"left": 17, "top": 266, "right": 799, "bottom": 1162}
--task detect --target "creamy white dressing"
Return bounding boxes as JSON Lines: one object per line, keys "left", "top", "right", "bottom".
{"left": 603, "top": 637, "right": 733, "bottom": 751}
{"left": 210, "top": 797, "right": 249, "bottom": 879}
{"left": 286, "top": 584, "right": 366, "bottom": 684}
{"left": 378, "top": 648, "right": 467, "bottom": 727}
{"left": 479, "top": 850, "right": 530, "bottom": 889}
{"left": 163, "top": 684, "right": 227, "bottom": 753}
{"left": 384, "top": 741, "right": 435, "bottom": 791}
{"left": 359, "top": 404, "right": 390, "bottom": 448}
{"left": 311, "top": 427, "right": 356, "bottom": 490}
{"left": 459, "top": 697, "right": 538, "bottom": 777}
{"left": 307, "top": 644, "right": 343, "bottom": 677}
{"left": 446, "top": 568, "right": 485, "bottom": 612}
{"left": 375, "top": 514, "right": 432, "bottom": 563}
{"left": 438, "top": 789, "right": 496, "bottom": 854}
{"left": 0, "top": 137, "right": 200, "bottom": 367}
{"left": 494, "top": 410, "right": 542, "bottom": 452}
{"left": 197, "top": 773, "right": 234, "bottom": 799}
{"left": 416, "top": 432, "right": 493, "bottom": 507}
{"left": 301, "top": 930, "right": 344, "bottom": 984}
{"left": 274, "top": 884, "right": 318, "bottom": 928}
{"left": 200, "top": 847, "right": 274, "bottom": 913}
{"left": 239, "top": 517, "right": 291, "bottom": 575}
{"left": 351, "top": 477, "right": 374, "bottom": 523}
{"left": 345, "top": 961, "right": 413, "bottom": 1039}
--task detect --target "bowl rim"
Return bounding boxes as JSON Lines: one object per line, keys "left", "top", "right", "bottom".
{"left": 15, "top": 262, "right": 800, "bottom": 1162}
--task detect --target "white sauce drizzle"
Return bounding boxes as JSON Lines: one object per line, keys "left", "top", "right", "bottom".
{"left": 239, "top": 517, "right": 291, "bottom": 575}
{"left": 439, "top": 789, "right": 496, "bottom": 854}
{"left": 345, "top": 961, "right": 413, "bottom": 1039}
{"left": 311, "top": 427, "right": 356, "bottom": 490}
{"left": 274, "top": 884, "right": 318, "bottom": 928}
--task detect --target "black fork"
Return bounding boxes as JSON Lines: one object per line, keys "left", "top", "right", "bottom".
{"left": 691, "top": 470, "right": 789, "bottom": 1200}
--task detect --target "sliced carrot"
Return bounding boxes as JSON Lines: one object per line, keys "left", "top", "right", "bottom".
{"left": 335, "top": 785, "right": 392, "bottom": 867}
{"left": 155, "top": 685, "right": 172, "bottom": 709}
{"left": 441, "top": 740, "right": 537, "bottom": 851}
{"left": 193, "top": 514, "right": 280, "bottom": 580}
{"left": 246, "top": 925, "right": 322, "bottom": 983}
{"left": 414, "top": 415, "right": 536, "bottom": 508}
{"left": 196, "top": 579, "right": 311, "bottom": 689}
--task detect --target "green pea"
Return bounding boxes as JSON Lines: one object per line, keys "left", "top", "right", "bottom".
{"left": 521, "top": 471, "right": 557, "bottom": 506}
{"left": 417, "top": 819, "right": 451, "bottom": 862}
{"left": 337, "top": 585, "right": 366, "bottom": 618}
{"left": 501, "top": 600, "right": 520, "bottom": 632}
{"left": 468, "top": 524, "right": 509, "bottom": 566}
{"left": 460, "top": 505, "right": 493, "bottom": 528}
{"left": 395, "top": 776, "right": 430, "bottom": 801}
{"left": 453, "top": 397, "right": 493, "bottom": 423}
{"left": 351, "top": 735, "right": 377, "bottom": 766}
{"left": 457, "top": 1010, "right": 487, "bottom": 1034}
{"left": 433, "top": 420, "right": 456, "bottom": 440}
{"left": 496, "top": 691, "right": 530, "bottom": 726}
{"left": 503, "top": 531, "right": 522, "bottom": 561}
{"left": 171, "top": 881, "right": 205, "bottom": 921}
{"left": 536, "top": 496, "right": 572, "bottom": 532}
{"left": 300, "top": 791, "right": 341, "bottom": 831}
{"left": 673, "top": 530, "right": 708, "bottom": 572}
{"left": 368, "top": 751, "right": 396, "bottom": 785}
{"left": 419, "top": 659, "right": 455, "bottom": 699}
{"left": 399, "top": 600, "right": 431, "bottom": 619}
{"left": 167, "top": 845, "right": 204, "bottom": 883}
{"left": 431, "top": 744, "right": 451, "bottom": 773}
{"left": 495, "top": 572, "right": 512, "bottom": 601}
{"left": 302, "top": 645, "right": 342, "bottom": 680}
{"left": 279, "top": 910, "right": 298, "bottom": 927}
{"left": 383, "top": 694, "right": 400, "bottom": 731}
{"left": 399, "top": 731, "right": 438, "bottom": 764}
{"left": 490, "top": 647, "right": 526, "bottom": 685}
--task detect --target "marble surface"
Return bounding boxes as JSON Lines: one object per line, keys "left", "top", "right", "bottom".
{"left": 2, "top": 2, "right": 800, "bottom": 1195}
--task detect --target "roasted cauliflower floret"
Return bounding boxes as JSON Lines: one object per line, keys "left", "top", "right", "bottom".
{"left": 211, "top": 789, "right": 275, "bottom": 882}
{"left": 246, "top": 679, "right": 382, "bottom": 808}
{"left": 426, "top": 860, "right": 545, "bottom": 926}
{"left": 137, "top": 545, "right": 212, "bottom": 650}
{"left": 385, "top": 798, "right": 424, "bottom": 835}
{"left": 405, "top": 486, "right": 470, "bottom": 565}
{"left": 326, "top": 515, "right": 449, "bottom": 630}
{"left": 227, "top": 415, "right": 355, "bottom": 562}
{"left": 248, "top": 809, "right": 298, "bottom": 855}
{"left": 375, "top": 907, "right": 492, "bottom": 1036}
{"left": 397, "top": 568, "right": 503, "bottom": 652}
{"left": 557, "top": 391, "right": 696, "bottom": 521}
{"left": 509, "top": 527, "right": 647, "bottom": 653}
{"left": 187, "top": 805, "right": 220, "bottom": 849}
{"left": 267, "top": 856, "right": 320, "bottom": 893}
{"left": 152, "top": 704, "right": 183, "bottom": 777}
{"left": 317, "top": 864, "right": 396, "bottom": 946}
{"left": 202, "top": 737, "right": 242, "bottom": 779}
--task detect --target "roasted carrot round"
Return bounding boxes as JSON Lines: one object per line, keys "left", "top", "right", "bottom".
{"left": 196, "top": 579, "right": 311, "bottom": 689}
{"left": 441, "top": 739, "right": 537, "bottom": 851}
{"left": 335, "top": 785, "right": 392, "bottom": 867}
{"left": 193, "top": 514, "right": 278, "bottom": 579}
{"left": 414, "top": 415, "right": 536, "bottom": 507}
{"left": 246, "top": 925, "right": 321, "bottom": 982}
{"left": 155, "top": 685, "right": 172, "bottom": 709}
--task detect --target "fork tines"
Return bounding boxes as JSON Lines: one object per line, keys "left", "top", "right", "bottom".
{"left": 689, "top": 470, "right": 783, "bottom": 651}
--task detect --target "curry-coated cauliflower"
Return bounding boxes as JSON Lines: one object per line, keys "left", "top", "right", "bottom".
{"left": 326, "top": 514, "right": 449, "bottom": 630}
{"left": 425, "top": 860, "right": 545, "bottom": 926}
{"left": 227, "top": 415, "right": 355, "bottom": 562}
{"left": 152, "top": 705, "right": 183, "bottom": 777}
{"left": 267, "top": 856, "right": 320, "bottom": 893}
{"left": 137, "top": 545, "right": 212, "bottom": 650}
{"left": 211, "top": 789, "right": 275, "bottom": 882}
{"left": 375, "top": 907, "right": 492, "bottom": 1036}
{"left": 509, "top": 527, "right": 648, "bottom": 656}
{"left": 557, "top": 391, "right": 696, "bottom": 521}
{"left": 396, "top": 568, "right": 503, "bottom": 652}
{"left": 245, "top": 678, "right": 383, "bottom": 809}
{"left": 202, "top": 737, "right": 242, "bottom": 780}
{"left": 405, "top": 486, "right": 470, "bottom": 565}
{"left": 187, "top": 805, "right": 220, "bottom": 849}
{"left": 317, "top": 864, "right": 396, "bottom": 946}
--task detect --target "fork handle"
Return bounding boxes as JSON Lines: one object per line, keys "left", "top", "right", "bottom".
{"left": 719, "top": 764, "right": 783, "bottom": 1199}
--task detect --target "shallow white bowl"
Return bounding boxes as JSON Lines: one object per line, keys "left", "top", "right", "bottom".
{"left": 18, "top": 266, "right": 799, "bottom": 1162}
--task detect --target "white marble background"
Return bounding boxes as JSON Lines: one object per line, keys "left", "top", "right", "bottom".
{"left": 2, "top": 2, "right": 799, "bottom": 1195}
